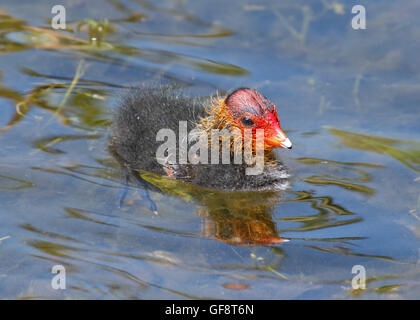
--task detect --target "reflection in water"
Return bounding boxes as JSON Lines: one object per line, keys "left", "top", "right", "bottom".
{"left": 28, "top": 154, "right": 370, "bottom": 248}
{"left": 307, "top": 244, "right": 394, "bottom": 262}
{"left": 32, "top": 134, "right": 102, "bottom": 154}
{"left": 278, "top": 191, "right": 361, "bottom": 233}
{"left": 25, "top": 237, "right": 205, "bottom": 299}
{"left": 0, "top": 7, "right": 246, "bottom": 74}
{"left": 104, "top": 153, "right": 370, "bottom": 247}
{"left": 295, "top": 157, "right": 383, "bottom": 195}
{"left": 198, "top": 191, "right": 287, "bottom": 246}
{"left": 1, "top": 0, "right": 420, "bottom": 299}
{"left": 64, "top": 207, "right": 120, "bottom": 228}
{"left": 113, "top": 165, "right": 289, "bottom": 246}
{"left": 0, "top": 7, "right": 244, "bottom": 135}
{"left": 30, "top": 166, "right": 118, "bottom": 189}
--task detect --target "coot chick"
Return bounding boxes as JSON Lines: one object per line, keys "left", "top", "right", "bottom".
{"left": 110, "top": 86, "right": 292, "bottom": 192}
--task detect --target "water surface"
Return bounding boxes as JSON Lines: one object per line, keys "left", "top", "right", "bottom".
{"left": 0, "top": 0, "right": 420, "bottom": 299}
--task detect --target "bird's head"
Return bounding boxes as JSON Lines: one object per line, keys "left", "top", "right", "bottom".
{"left": 219, "top": 88, "right": 292, "bottom": 150}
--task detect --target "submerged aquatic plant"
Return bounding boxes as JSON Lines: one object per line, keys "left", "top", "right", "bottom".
{"left": 77, "top": 19, "right": 117, "bottom": 45}
{"left": 328, "top": 128, "right": 420, "bottom": 173}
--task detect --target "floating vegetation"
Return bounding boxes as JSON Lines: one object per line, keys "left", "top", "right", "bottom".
{"left": 0, "top": 174, "right": 35, "bottom": 190}
{"left": 57, "top": 59, "right": 86, "bottom": 110}
{"left": 344, "top": 273, "right": 407, "bottom": 297}
{"left": 328, "top": 128, "right": 420, "bottom": 173}
{"left": 77, "top": 19, "right": 117, "bottom": 45}
{"left": 374, "top": 284, "right": 402, "bottom": 293}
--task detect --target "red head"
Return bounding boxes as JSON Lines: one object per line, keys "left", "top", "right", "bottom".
{"left": 224, "top": 88, "right": 292, "bottom": 150}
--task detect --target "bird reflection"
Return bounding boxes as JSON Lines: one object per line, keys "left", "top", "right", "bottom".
{"left": 114, "top": 165, "right": 288, "bottom": 246}
{"left": 196, "top": 190, "right": 288, "bottom": 246}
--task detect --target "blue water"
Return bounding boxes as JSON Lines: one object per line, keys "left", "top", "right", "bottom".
{"left": 0, "top": 0, "right": 419, "bottom": 299}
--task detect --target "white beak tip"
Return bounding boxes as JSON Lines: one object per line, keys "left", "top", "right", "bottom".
{"left": 282, "top": 138, "right": 292, "bottom": 149}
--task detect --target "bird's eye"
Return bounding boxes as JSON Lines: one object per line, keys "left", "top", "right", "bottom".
{"left": 241, "top": 116, "right": 254, "bottom": 127}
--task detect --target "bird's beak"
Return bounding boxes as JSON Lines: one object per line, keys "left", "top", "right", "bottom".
{"left": 265, "top": 126, "right": 292, "bottom": 149}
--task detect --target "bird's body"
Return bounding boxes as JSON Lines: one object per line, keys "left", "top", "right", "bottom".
{"left": 110, "top": 86, "right": 291, "bottom": 191}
